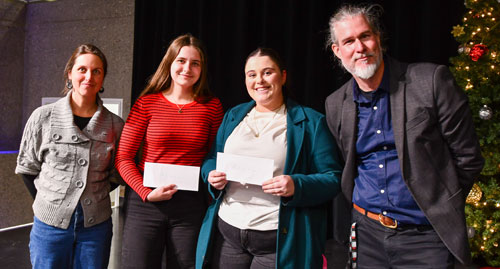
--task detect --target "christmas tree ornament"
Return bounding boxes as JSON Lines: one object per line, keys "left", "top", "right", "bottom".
{"left": 479, "top": 105, "right": 493, "bottom": 120}
{"left": 468, "top": 226, "right": 476, "bottom": 238}
{"left": 466, "top": 183, "right": 483, "bottom": 204}
{"left": 470, "top": 44, "right": 489, "bottom": 61}
{"left": 452, "top": 25, "right": 465, "bottom": 37}
{"left": 458, "top": 45, "right": 471, "bottom": 54}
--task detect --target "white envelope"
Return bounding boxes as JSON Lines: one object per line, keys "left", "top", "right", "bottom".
{"left": 216, "top": 152, "right": 274, "bottom": 185}
{"left": 143, "top": 162, "right": 200, "bottom": 191}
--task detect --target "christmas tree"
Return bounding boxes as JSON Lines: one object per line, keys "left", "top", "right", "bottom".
{"left": 449, "top": 0, "right": 500, "bottom": 266}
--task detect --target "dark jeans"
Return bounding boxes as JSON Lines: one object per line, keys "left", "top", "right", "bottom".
{"left": 211, "top": 217, "right": 277, "bottom": 269}
{"left": 121, "top": 187, "right": 206, "bottom": 269}
{"left": 352, "top": 209, "right": 454, "bottom": 269}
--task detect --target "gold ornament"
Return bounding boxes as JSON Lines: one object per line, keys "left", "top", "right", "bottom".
{"left": 452, "top": 25, "right": 465, "bottom": 37}
{"left": 466, "top": 183, "right": 483, "bottom": 204}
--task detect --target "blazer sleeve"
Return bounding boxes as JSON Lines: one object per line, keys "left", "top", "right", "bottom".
{"left": 201, "top": 110, "right": 231, "bottom": 200}
{"left": 284, "top": 115, "right": 342, "bottom": 207}
{"left": 433, "top": 65, "right": 484, "bottom": 192}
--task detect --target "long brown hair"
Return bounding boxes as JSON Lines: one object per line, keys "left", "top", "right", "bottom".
{"left": 138, "top": 34, "right": 212, "bottom": 102}
{"left": 62, "top": 44, "right": 107, "bottom": 94}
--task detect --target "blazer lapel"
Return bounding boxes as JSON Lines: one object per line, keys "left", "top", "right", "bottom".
{"left": 341, "top": 81, "right": 357, "bottom": 167}
{"left": 339, "top": 82, "right": 358, "bottom": 200}
{"left": 284, "top": 99, "right": 305, "bottom": 174}
{"left": 388, "top": 59, "right": 407, "bottom": 178}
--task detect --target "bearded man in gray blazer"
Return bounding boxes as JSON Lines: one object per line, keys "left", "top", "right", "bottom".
{"left": 324, "top": 4, "right": 484, "bottom": 268}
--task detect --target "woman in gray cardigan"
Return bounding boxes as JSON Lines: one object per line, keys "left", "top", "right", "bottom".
{"left": 15, "top": 44, "right": 124, "bottom": 269}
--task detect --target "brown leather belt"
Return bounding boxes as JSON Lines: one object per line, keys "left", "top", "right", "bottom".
{"left": 353, "top": 203, "right": 398, "bottom": 229}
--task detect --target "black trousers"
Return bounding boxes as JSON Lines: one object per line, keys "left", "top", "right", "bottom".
{"left": 121, "top": 186, "right": 207, "bottom": 269}
{"left": 351, "top": 209, "right": 454, "bottom": 269}
{"left": 211, "top": 217, "right": 277, "bottom": 269}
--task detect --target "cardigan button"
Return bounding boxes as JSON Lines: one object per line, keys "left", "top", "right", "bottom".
{"left": 52, "top": 133, "right": 61, "bottom": 140}
{"left": 78, "top": 158, "right": 87, "bottom": 166}
{"left": 88, "top": 217, "right": 95, "bottom": 224}
{"left": 84, "top": 198, "right": 92, "bottom": 205}
{"left": 76, "top": 181, "right": 84, "bottom": 188}
{"left": 71, "top": 135, "right": 79, "bottom": 142}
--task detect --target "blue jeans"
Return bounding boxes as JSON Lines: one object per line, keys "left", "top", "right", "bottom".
{"left": 30, "top": 203, "right": 112, "bottom": 269}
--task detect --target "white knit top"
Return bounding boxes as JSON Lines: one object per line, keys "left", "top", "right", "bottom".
{"left": 218, "top": 104, "right": 287, "bottom": 231}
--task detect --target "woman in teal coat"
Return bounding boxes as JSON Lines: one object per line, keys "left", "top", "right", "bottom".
{"left": 196, "top": 48, "right": 342, "bottom": 269}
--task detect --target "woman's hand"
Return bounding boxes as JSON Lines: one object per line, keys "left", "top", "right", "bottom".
{"left": 146, "top": 184, "right": 178, "bottom": 202}
{"left": 208, "top": 170, "right": 228, "bottom": 190}
{"left": 262, "top": 175, "right": 295, "bottom": 197}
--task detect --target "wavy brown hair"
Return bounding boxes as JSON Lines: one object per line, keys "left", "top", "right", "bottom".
{"left": 138, "top": 34, "right": 212, "bottom": 103}
{"left": 62, "top": 44, "right": 107, "bottom": 95}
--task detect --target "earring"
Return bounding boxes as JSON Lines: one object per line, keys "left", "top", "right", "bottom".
{"left": 66, "top": 80, "right": 73, "bottom": 89}
{"left": 99, "top": 87, "right": 104, "bottom": 93}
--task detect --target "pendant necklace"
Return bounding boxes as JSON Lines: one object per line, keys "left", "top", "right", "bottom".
{"left": 175, "top": 103, "right": 187, "bottom": 113}
{"left": 251, "top": 107, "right": 279, "bottom": 138}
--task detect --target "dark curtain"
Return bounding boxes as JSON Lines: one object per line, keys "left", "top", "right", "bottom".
{"left": 132, "top": 0, "right": 464, "bottom": 113}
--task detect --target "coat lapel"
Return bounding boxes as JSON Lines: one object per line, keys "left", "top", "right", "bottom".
{"left": 284, "top": 99, "right": 305, "bottom": 174}
{"left": 339, "top": 81, "right": 358, "bottom": 200}
{"left": 388, "top": 58, "right": 407, "bottom": 178}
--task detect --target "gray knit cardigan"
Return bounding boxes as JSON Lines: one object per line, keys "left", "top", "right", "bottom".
{"left": 16, "top": 91, "right": 124, "bottom": 229}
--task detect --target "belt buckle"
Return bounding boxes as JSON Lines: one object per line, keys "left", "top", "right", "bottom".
{"left": 378, "top": 214, "right": 397, "bottom": 229}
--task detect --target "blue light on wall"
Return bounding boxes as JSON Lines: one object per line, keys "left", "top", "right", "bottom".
{"left": 0, "top": 151, "right": 19, "bottom": 154}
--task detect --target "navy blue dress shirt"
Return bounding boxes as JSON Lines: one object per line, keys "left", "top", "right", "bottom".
{"left": 352, "top": 66, "right": 430, "bottom": 225}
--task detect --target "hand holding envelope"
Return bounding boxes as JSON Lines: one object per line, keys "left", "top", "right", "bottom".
{"left": 146, "top": 184, "right": 178, "bottom": 202}
{"left": 216, "top": 152, "right": 274, "bottom": 185}
{"left": 213, "top": 153, "right": 295, "bottom": 197}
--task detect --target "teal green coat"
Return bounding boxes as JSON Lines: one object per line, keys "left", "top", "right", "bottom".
{"left": 195, "top": 99, "right": 342, "bottom": 269}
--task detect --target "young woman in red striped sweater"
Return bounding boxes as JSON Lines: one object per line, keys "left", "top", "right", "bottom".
{"left": 116, "top": 34, "right": 224, "bottom": 269}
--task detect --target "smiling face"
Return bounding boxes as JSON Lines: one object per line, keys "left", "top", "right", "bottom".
{"left": 68, "top": 53, "right": 104, "bottom": 100}
{"left": 170, "top": 45, "right": 202, "bottom": 91}
{"left": 244, "top": 55, "right": 286, "bottom": 112}
{"left": 331, "top": 14, "right": 383, "bottom": 80}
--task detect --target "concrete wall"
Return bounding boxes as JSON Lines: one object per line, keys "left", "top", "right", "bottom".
{"left": 0, "top": 0, "right": 135, "bottom": 229}
{"left": 0, "top": 1, "right": 26, "bottom": 151}
{"left": 23, "top": 0, "right": 135, "bottom": 124}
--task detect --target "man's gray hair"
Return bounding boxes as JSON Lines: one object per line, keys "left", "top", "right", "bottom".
{"left": 327, "top": 4, "right": 385, "bottom": 48}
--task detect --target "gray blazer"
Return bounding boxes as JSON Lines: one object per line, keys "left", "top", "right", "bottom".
{"left": 16, "top": 91, "right": 124, "bottom": 229}
{"left": 325, "top": 57, "right": 484, "bottom": 264}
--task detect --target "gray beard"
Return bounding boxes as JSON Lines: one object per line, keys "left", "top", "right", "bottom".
{"left": 342, "top": 53, "right": 382, "bottom": 79}
{"left": 351, "top": 62, "right": 379, "bottom": 79}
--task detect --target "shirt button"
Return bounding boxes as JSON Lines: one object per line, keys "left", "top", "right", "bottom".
{"left": 376, "top": 130, "right": 382, "bottom": 134}
{"left": 88, "top": 217, "right": 95, "bottom": 224}
{"left": 373, "top": 106, "right": 378, "bottom": 110}
{"left": 71, "top": 135, "right": 79, "bottom": 142}
{"left": 78, "top": 158, "right": 87, "bottom": 166}
{"left": 383, "top": 211, "right": 387, "bottom": 215}
{"left": 379, "top": 164, "right": 384, "bottom": 168}
{"left": 76, "top": 181, "right": 84, "bottom": 188}
{"left": 52, "top": 133, "right": 61, "bottom": 140}
{"left": 380, "top": 189, "right": 385, "bottom": 194}
{"left": 383, "top": 146, "right": 388, "bottom": 150}
{"left": 84, "top": 198, "right": 92, "bottom": 205}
